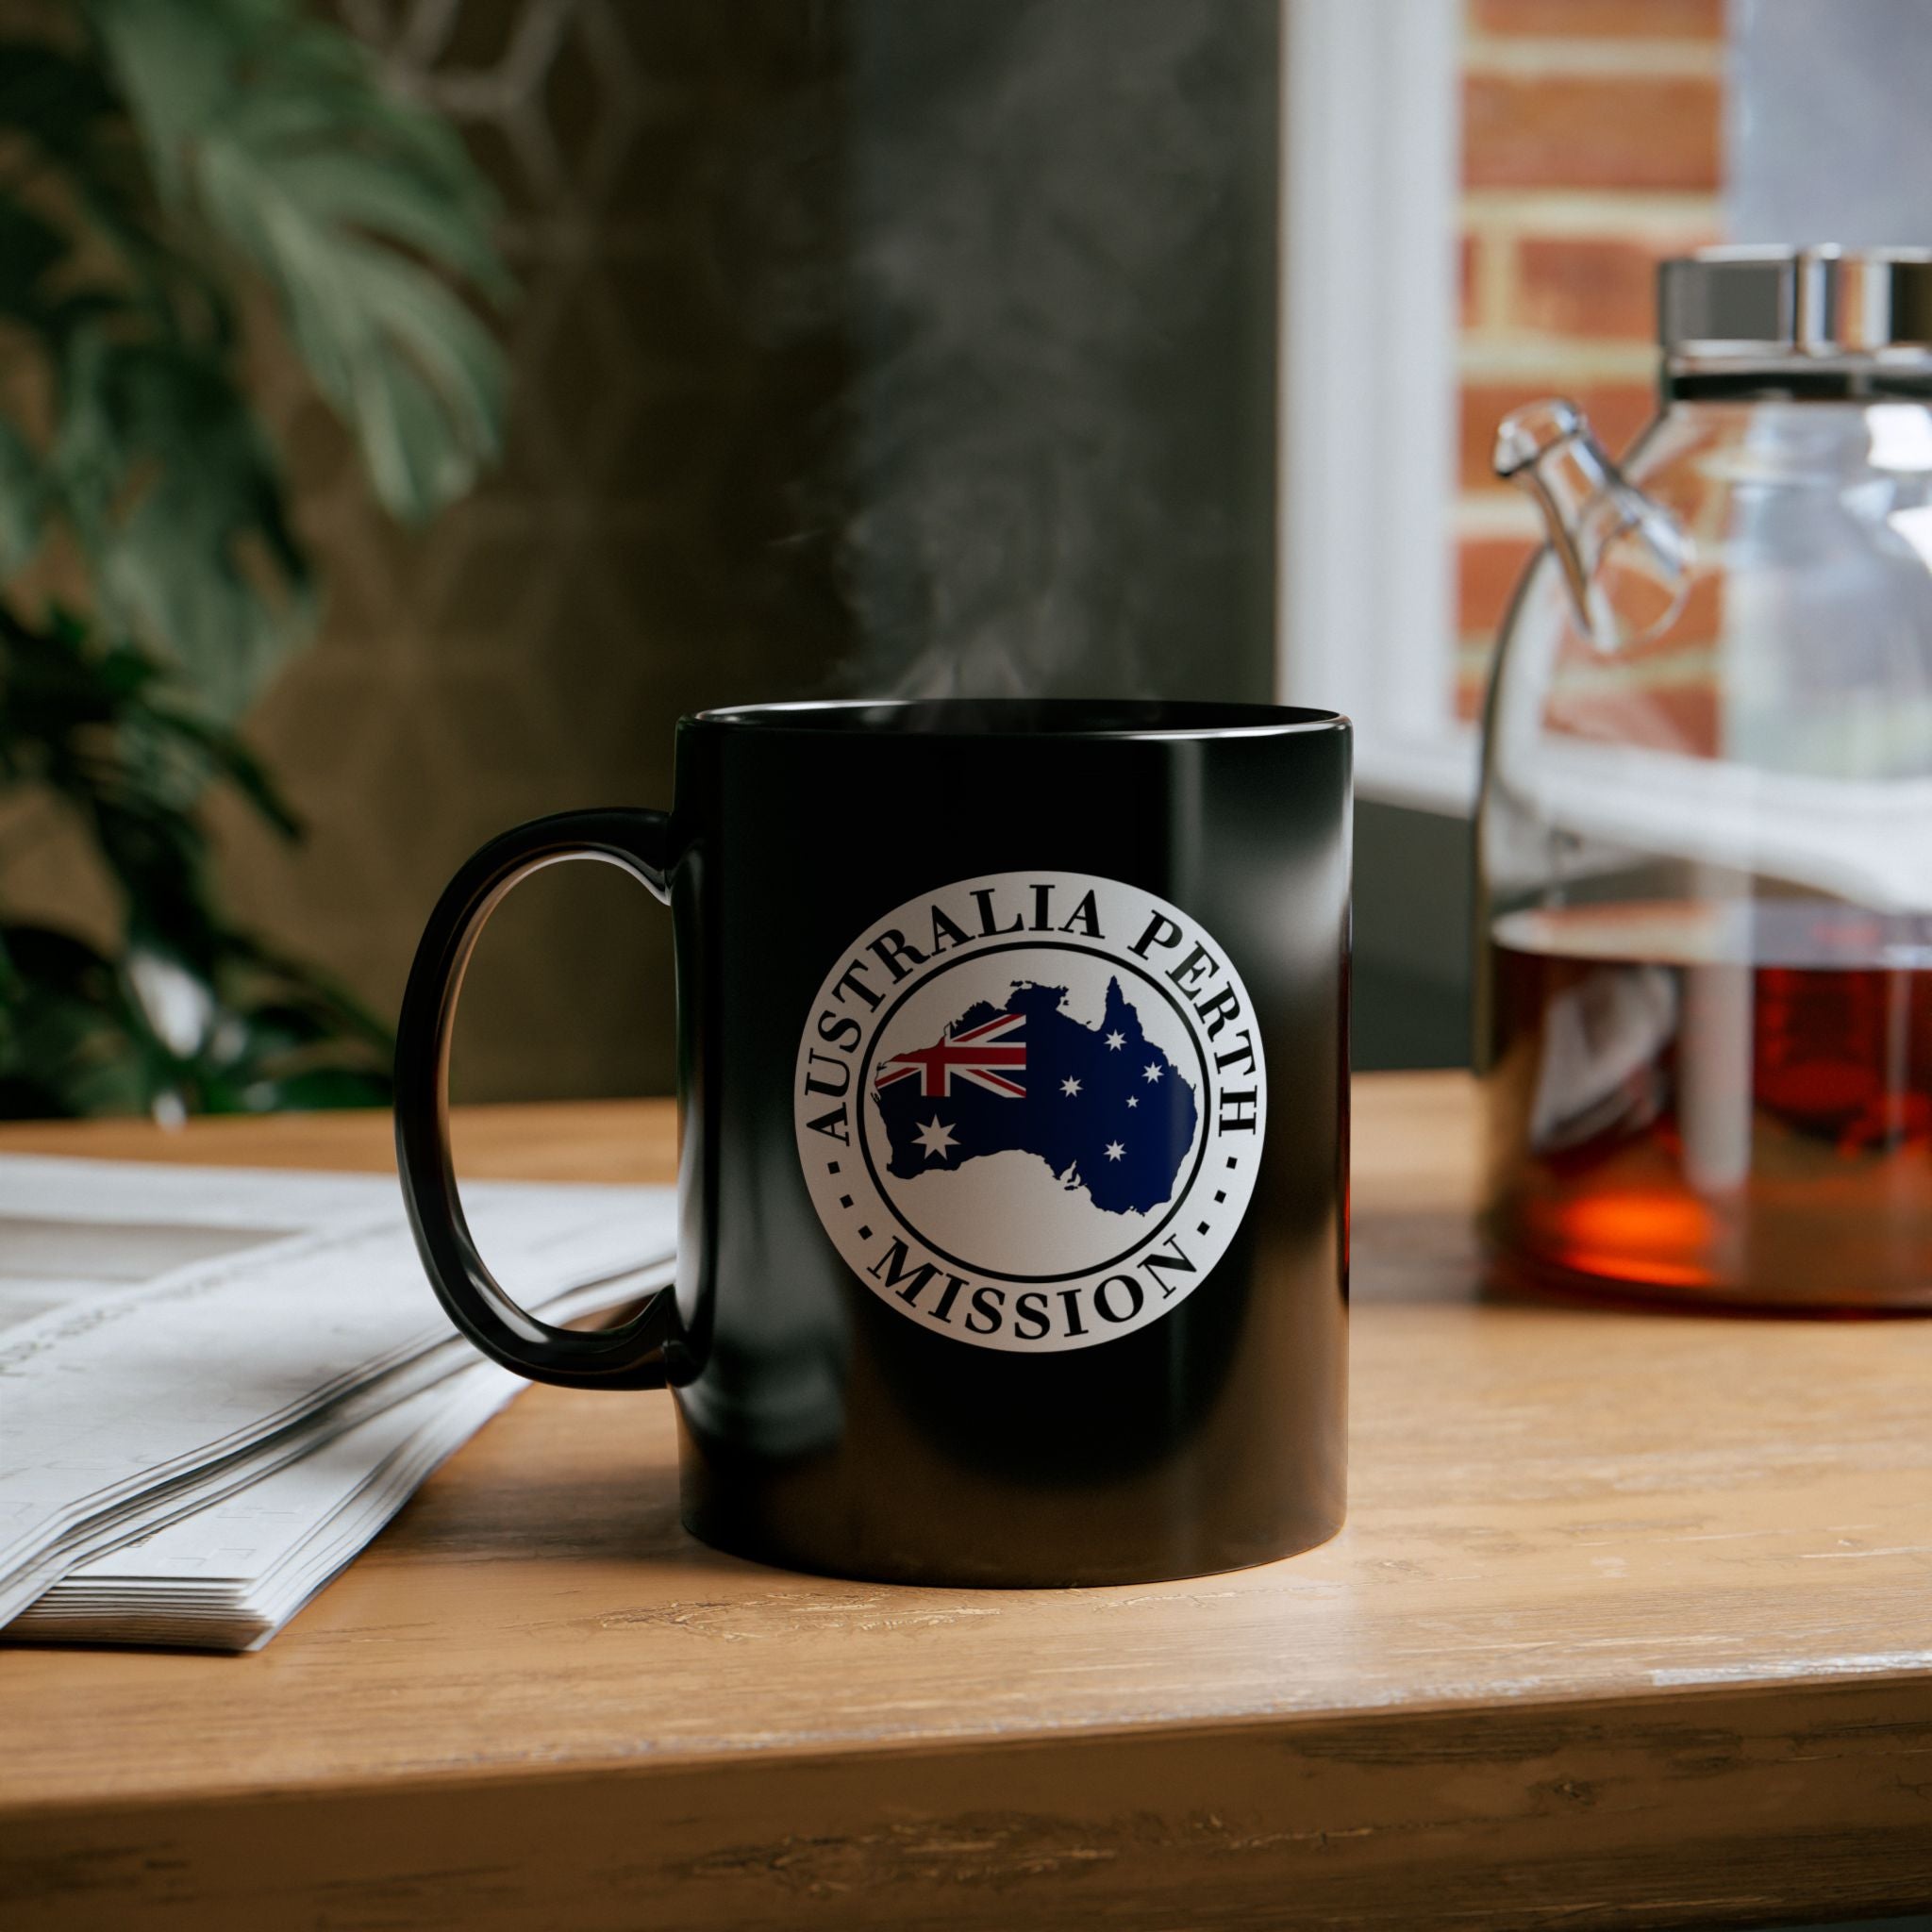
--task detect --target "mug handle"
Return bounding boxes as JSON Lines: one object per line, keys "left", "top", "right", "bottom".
{"left": 394, "top": 808, "right": 680, "bottom": 1390}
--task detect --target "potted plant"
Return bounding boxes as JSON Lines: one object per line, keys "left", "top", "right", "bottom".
{"left": 0, "top": 0, "right": 507, "bottom": 1117}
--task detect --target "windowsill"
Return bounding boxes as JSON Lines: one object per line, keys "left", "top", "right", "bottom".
{"left": 1353, "top": 725, "right": 1480, "bottom": 817}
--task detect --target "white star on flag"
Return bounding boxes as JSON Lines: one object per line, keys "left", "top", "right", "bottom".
{"left": 1142, "top": 1062, "right": 1161, "bottom": 1083}
{"left": 913, "top": 1118, "right": 958, "bottom": 1160}
{"left": 1104, "top": 1141, "right": 1125, "bottom": 1161}
{"left": 1060, "top": 1076, "right": 1081, "bottom": 1096}
{"left": 1105, "top": 1030, "right": 1124, "bottom": 1050}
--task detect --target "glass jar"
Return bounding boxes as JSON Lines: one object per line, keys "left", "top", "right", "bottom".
{"left": 1477, "top": 246, "right": 1932, "bottom": 1310}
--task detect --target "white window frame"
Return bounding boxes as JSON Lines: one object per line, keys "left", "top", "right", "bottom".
{"left": 1277, "top": 0, "right": 1476, "bottom": 815}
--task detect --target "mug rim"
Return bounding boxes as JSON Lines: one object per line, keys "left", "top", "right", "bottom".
{"left": 688, "top": 698, "right": 1349, "bottom": 741}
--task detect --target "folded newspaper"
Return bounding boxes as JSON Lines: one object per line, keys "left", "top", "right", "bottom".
{"left": 0, "top": 1156, "right": 675, "bottom": 1652}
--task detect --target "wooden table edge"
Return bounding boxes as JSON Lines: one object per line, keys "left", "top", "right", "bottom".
{"left": 8, "top": 1671, "right": 1932, "bottom": 1930}
{"left": 9, "top": 1659, "right": 1932, "bottom": 1824}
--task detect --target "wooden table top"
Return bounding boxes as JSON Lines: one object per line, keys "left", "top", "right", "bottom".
{"left": 4, "top": 1074, "right": 1931, "bottom": 1932}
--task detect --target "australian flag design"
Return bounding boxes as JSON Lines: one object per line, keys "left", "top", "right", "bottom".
{"left": 872, "top": 978, "right": 1197, "bottom": 1216}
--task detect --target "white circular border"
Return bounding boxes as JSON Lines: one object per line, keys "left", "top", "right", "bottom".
{"left": 793, "top": 870, "right": 1268, "bottom": 1353}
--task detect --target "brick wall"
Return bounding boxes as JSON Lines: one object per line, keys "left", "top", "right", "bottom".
{"left": 1454, "top": 0, "right": 1726, "bottom": 719}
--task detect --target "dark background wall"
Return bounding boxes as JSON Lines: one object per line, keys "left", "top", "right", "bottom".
{"left": 198, "top": 0, "right": 1287, "bottom": 1103}
{"left": 1353, "top": 801, "right": 1471, "bottom": 1072}
{"left": 208, "top": 2, "right": 852, "bottom": 1107}
{"left": 835, "top": 0, "right": 1278, "bottom": 703}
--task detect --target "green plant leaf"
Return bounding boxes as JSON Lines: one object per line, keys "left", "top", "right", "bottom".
{"left": 231, "top": 1066, "right": 391, "bottom": 1112}
{"left": 143, "top": 702, "right": 301, "bottom": 837}
{"left": 50, "top": 330, "right": 313, "bottom": 715}
{"left": 0, "top": 197, "right": 69, "bottom": 325}
{"left": 0, "top": 923, "right": 151, "bottom": 1118}
{"left": 0, "top": 0, "right": 492, "bottom": 1119}
{"left": 0, "top": 35, "right": 216, "bottom": 338}
{"left": 78, "top": 0, "right": 242, "bottom": 202}
{"left": 0, "top": 43, "right": 122, "bottom": 166}
{"left": 0, "top": 418, "right": 43, "bottom": 572}
{"left": 90, "top": 0, "right": 509, "bottom": 525}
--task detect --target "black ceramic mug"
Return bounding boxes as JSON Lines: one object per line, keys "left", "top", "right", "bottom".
{"left": 395, "top": 699, "right": 1350, "bottom": 1586}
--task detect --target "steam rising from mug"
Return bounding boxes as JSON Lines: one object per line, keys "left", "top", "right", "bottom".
{"left": 763, "top": 0, "right": 1279, "bottom": 700}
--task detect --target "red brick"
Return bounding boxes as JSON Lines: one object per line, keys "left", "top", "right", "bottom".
{"left": 1516, "top": 236, "right": 1678, "bottom": 341}
{"left": 1643, "top": 569, "right": 1724, "bottom": 651}
{"left": 1546, "top": 680, "right": 1719, "bottom": 757}
{"left": 1458, "top": 534, "right": 1540, "bottom": 636}
{"left": 1563, "top": 568, "right": 1725, "bottom": 659}
{"left": 1461, "top": 234, "right": 1480, "bottom": 328}
{"left": 1474, "top": 0, "right": 1724, "bottom": 38}
{"left": 1459, "top": 379, "right": 1657, "bottom": 492}
{"left": 1464, "top": 74, "right": 1722, "bottom": 192}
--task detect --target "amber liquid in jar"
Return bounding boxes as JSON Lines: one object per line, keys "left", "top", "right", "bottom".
{"left": 1483, "top": 900, "right": 1932, "bottom": 1310}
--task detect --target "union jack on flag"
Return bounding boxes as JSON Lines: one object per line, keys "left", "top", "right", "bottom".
{"left": 874, "top": 1012, "right": 1026, "bottom": 1100}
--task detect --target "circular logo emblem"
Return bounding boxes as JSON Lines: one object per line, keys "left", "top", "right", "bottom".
{"left": 793, "top": 871, "right": 1267, "bottom": 1352}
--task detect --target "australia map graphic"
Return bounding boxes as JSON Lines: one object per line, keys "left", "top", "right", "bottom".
{"left": 870, "top": 978, "right": 1198, "bottom": 1216}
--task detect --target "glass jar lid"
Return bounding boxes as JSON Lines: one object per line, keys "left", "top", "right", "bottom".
{"left": 1660, "top": 245, "right": 1932, "bottom": 365}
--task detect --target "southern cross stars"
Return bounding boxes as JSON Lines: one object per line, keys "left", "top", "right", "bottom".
{"left": 1142, "top": 1062, "right": 1162, "bottom": 1083}
{"left": 1125, "top": 1095, "right": 1139, "bottom": 1108}
{"left": 1104, "top": 1141, "right": 1125, "bottom": 1161}
{"left": 1060, "top": 1076, "right": 1082, "bottom": 1096}
{"left": 914, "top": 1117, "right": 958, "bottom": 1160}
{"left": 1105, "top": 1030, "right": 1124, "bottom": 1051}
